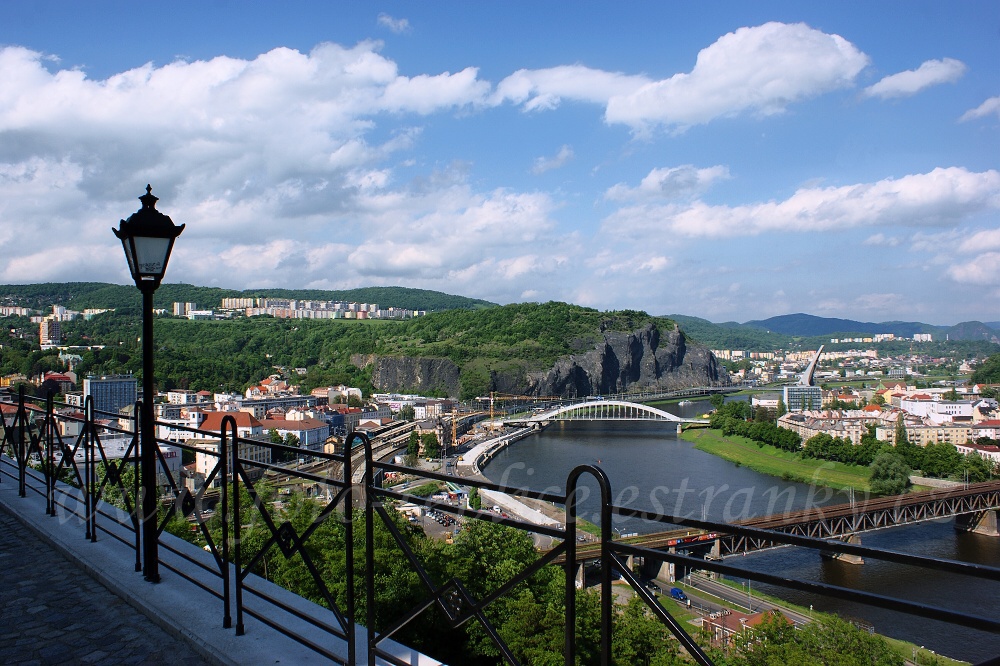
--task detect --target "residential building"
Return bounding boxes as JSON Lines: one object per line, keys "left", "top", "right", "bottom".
{"left": 39, "top": 318, "right": 61, "bottom": 346}
{"left": 83, "top": 374, "right": 137, "bottom": 419}
{"left": 782, "top": 385, "right": 822, "bottom": 412}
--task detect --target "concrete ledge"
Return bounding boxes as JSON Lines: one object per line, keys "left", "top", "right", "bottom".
{"left": 0, "top": 460, "right": 438, "bottom": 665}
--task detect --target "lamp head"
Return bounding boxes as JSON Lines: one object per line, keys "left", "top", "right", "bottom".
{"left": 113, "top": 185, "right": 184, "bottom": 291}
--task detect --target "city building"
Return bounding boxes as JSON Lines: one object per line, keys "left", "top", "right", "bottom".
{"left": 783, "top": 385, "right": 822, "bottom": 412}
{"left": 39, "top": 318, "right": 61, "bottom": 346}
{"left": 83, "top": 374, "right": 137, "bottom": 419}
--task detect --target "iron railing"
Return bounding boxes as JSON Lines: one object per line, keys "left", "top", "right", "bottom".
{"left": 1, "top": 388, "right": 998, "bottom": 665}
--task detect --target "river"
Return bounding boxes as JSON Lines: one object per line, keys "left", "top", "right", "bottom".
{"left": 479, "top": 405, "right": 1000, "bottom": 663}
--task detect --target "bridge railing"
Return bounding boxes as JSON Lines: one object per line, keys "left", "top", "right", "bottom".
{"left": 2, "top": 387, "right": 998, "bottom": 665}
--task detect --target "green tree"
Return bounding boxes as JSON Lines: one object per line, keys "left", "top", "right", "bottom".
{"left": 921, "top": 442, "right": 962, "bottom": 478}
{"left": 421, "top": 432, "right": 440, "bottom": 458}
{"left": 776, "top": 398, "right": 787, "bottom": 417}
{"left": 730, "top": 612, "right": 903, "bottom": 666}
{"left": 710, "top": 393, "right": 725, "bottom": 410}
{"left": 399, "top": 404, "right": 415, "bottom": 421}
{"left": 869, "top": 451, "right": 912, "bottom": 496}
{"left": 612, "top": 596, "right": 683, "bottom": 665}
{"left": 406, "top": 430, "right": 420, "bottom": 458}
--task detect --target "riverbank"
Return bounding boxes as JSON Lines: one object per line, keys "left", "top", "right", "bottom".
{"left": 680, "top": 427, "right": 873, "bottom": 491}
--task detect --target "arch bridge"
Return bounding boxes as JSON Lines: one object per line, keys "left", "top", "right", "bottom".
{"left": 516, "top": 399, "right": 706, "bottom": 425}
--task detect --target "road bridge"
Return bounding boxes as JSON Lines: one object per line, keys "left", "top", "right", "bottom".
{"left": 508, "top": 399, "right": 708, "bottom": 426}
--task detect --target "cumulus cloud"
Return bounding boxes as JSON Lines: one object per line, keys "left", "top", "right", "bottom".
{"left": 377, "top": 13, "right": 410, "bottom": 34}
{"left": 532, "top": 145, "right": 574, "bottom": 174}
{"left": 604, "top": 22, "right": 869, "bottom": 132}
{"left": 605, "top": 165, "right": 729, "bottom": 201}
{"left": 960, "top": 95, "right": 1000, "bottom": 122}
{"left": 864, "top": 58, "right": 966, "bottom": 99}
{"left": 602, "top": 167, "right": 1000, "bottom": 238}
{"left": 947, "top": 227, "right": 1000, "bottom": 286}
{"left": 493, "top": 65, "right": 650, "bottom": 111}
{"left": 948, "top": 252, "right": 1000, "bottom": 285}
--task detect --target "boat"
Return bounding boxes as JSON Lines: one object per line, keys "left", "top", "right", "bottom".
{"left": 678, "top": 400, "right": 693, "bottom": 407}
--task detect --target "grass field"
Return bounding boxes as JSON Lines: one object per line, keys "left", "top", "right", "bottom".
{"left": 680, "top": 427, "right": 873, "bottom": 491}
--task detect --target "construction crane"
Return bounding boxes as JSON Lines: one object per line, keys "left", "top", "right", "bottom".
{"left": 485, "top": 391, "right": 562, "bottom": 430}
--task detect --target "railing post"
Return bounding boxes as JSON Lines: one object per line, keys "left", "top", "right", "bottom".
{"left": 363, "top": 432, "right": 377, "bottom": 666}
{"left": 45, "top": 392, "right": 55, "bottom": 517}
{"left": 17, "top": 385, "right": 27, "bottom": 498}
{"left": 131, "top": 400, "right": 142, "bottom": 572}
{"left": 84, "top": 396, "right": 95, "bottom": 541}
{"left": 565, "top": 465, "right": 613, "bottom": 666}
{"left": 344, "top": 432, "right": 356, "bottom": 666}
{"left": 227, "top": 415, "right": 245, "bottom": 636}
{"left": 221, "top": 415, "right": 233, "bottom": 630}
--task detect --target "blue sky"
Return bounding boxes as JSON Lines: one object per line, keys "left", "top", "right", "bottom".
{"left": 0, "top": 2, "right": 997, "bottom": 325}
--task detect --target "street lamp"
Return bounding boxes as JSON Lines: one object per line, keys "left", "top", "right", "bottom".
{"left": 114, "top": 185, "right": 184, "bottom": 583}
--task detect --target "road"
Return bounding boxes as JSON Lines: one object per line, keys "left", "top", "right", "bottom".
{"left": 680, "top": 573, "right": 812, "bottom": 625}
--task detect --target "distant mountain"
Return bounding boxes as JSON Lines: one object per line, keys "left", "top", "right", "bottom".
{"left": 943, "top": 321, "right": 1000, "bottom": 343}
{"left": 669, "top": 314, "right": 789, "bottom": 349}
{"left": 0, "top": 282, "right": 496, "bottom": 313}
{"left": 742, "top": 313, "right": 937, "bottom": 338}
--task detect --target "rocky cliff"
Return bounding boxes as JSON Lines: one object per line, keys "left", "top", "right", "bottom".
{"left": 356, "top": 322, "right": 725, "bottom": 398}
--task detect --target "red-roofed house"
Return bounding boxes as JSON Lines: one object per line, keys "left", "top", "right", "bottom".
{"left": 703, "top": 609, "right": 791, "bottom": 648}
{"left": 193, "top": 411, "right": 271, "bottom": 484}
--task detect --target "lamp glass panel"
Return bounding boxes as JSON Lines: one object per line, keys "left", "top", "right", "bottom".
{"left": 120, "top": 237, "right": 138, "bottom": 278}
{"left": 133, "top": 237, "right": 171, "bottom": 277}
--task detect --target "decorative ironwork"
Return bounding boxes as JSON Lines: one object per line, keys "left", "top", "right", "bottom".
{"left": 1, "top": 388, "right": 998, "bottom": 665}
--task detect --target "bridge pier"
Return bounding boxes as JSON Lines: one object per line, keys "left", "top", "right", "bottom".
{"left": 955, "top": 509, "right": 1000, "bottom": 537}
{"left": 822, "top": 533, "right": 864, "bottom": 565}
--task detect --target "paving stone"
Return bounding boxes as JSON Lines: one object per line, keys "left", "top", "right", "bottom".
{"left": 0, "top": 506, "right": 210, "bottom": 665}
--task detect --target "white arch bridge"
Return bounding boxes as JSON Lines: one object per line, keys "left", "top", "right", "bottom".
{"left": 509, "top": 400, "right": 708, "bottom": 426}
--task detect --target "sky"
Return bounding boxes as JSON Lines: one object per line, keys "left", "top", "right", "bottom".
{"left": 0, "top": 2, "right": 997, "bottom": 325}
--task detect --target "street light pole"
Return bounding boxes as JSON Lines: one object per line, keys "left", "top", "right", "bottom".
{"left": 114, "top": 185, "right": 184, "bottom": 584}
{"left": 140, "top": 284, "right": 157, "bottom": 582}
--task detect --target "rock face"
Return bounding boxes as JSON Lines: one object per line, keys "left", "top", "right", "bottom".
{"left": 358, "top": 355, "right": 462, "bottom": 396}
{"left": 525, "top": 323, "right": 724, "bottom": 397}
{"left": 358, "top": 323, "right": 725, "bottom": 398}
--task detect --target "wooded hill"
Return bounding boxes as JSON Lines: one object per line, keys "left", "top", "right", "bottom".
{"left": 0, "top": 282, "right": 495, "bottom": 313}
{"left": 6, "top": 301, "right": 678, "bottom": 399}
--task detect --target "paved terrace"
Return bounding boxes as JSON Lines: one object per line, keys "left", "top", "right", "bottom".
{"left": 0, "top": 466, "right": 436, "bottom": 666}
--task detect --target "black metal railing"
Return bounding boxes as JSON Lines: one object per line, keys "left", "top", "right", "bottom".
{"left": 1, "top": 388, "right": 999, "bottom": 665}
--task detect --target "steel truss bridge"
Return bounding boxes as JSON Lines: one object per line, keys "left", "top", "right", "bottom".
{"left": 511, "top": 399, "right": 707, "bottom": 425}
{"left": 720, "top": 480, "right": 1000, "bottom": 555}
{"left": 572, "top": 481, "right": 1000, "bottom": 563}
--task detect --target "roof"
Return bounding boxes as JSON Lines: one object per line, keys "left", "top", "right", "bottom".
{"left": 260, "top": 417, "right": 328, "bottom": 431}
{"left": 199, "top": 411, "right": 262, "bottom": 432}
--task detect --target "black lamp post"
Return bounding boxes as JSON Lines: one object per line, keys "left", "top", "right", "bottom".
{"left": 113, "top": 185, "right": 184, "bottom": 583}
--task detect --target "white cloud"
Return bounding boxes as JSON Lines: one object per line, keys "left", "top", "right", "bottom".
{"left": 947, "top": 252, "right": 1000, "bottom": 285}
{"left": 602, "top": 167, "right": 1000, "bottom": 238}
{"left": 958, "top": 228, "right": 1000, "bottom": 253}
{"left": 532, "top": 145, "right": 574, "bottom": 174}
{"left": 864, "top": 58, "right": 966, "bottom": 99}
{"left": 604, "top": 22, "right": 869, "bottom": 132}
{"left": 960, "top": 95, "right": 1000, "bottom": 122}
{"left": 493, "top": 65, "right": 649, "bottom": 111}
{"left": 605, "top": 165, "right": 729, "bottom": 201}
{"left": 377, "top": 13, "right": 410, "bottom": 34}
{"left": 862, "top": 233, "right": 900, "bottom": 247}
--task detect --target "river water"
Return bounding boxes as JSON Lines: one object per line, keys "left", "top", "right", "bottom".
{"left": 479, "top": 403, "right": 1000, "bottom": 663}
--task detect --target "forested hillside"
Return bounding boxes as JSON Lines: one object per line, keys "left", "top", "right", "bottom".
{"left": 0, "top": 282, "right": 495, "bottom": 312}
{"left": 4, "top": 302, "right": 683, "bottom": 399}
